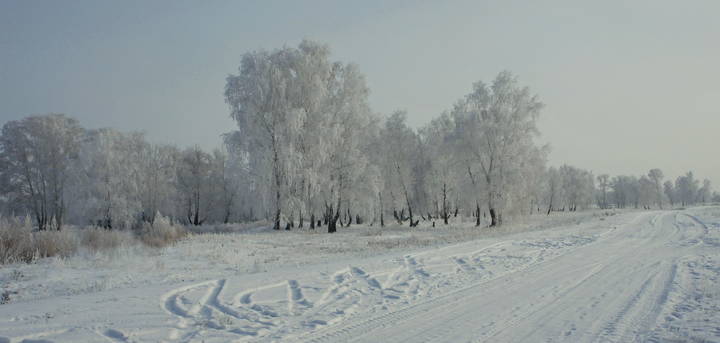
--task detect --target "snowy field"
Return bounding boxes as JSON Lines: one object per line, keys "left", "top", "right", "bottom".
{"left": 1, "top": 207, "right": 719, "bottom": 343}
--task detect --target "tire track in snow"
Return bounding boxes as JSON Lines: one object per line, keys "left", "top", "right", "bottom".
{"left": 294, "top": 212, "right": 663, "bottom": 342}
{"left": 295, "top": 254, "right": 609, "bottom": 343}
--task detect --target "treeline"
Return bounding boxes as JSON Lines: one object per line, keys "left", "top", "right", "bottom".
{"left": 0, "top": 117, "right": 250, "bottom": 230}
{"left": 1, "top": 40, "right": 717, "bottom": 232}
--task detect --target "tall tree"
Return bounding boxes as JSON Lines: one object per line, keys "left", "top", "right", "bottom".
{"left": 675, "top": 172, "right": 699, "bottom": 206}
{"left": 177, "top": 146, "right": 213, "bottom": 225}
{"left": 597, "top": 174, "right": 610, "bottom": 209}
{"left": 450, "top": 71, "right": 544, "bottom": 226}
{"left": 0, "top": 114, "right": 83, "bottom": 230}
{"left": 663, "top": 180, "right": 676, "bottom": 207}
{"left": 225, "top": 45, "right": 305, "bottom": 230}
{"left": 71, "top": 129, "right": 144, "bottom": 229}
{"left": 378, "top": 111, "right": 421, "bottom": 227}
{"left": 648, "top": 169, "right": 664, "bottom": 209}
{"left": 420, "top": 112, "right": 458, "bottom": 224}
{"left": 225, "top": 40, "right": 372, "bottom": 232}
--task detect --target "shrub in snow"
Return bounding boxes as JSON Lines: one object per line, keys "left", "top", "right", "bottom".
{"left": 32, "top": 230, "right": 79, "bottom": 260}
{"left": 80, "top": 227, "right": 135, "bottom": 252}
{"left": 0, "top": 216, "right": 34, "bottom": 263}
{"left": 138, "top": 214, "right": 188, "bottom": 248}
{"left": 0, "top": 216, "right": 78, "bottom": 264}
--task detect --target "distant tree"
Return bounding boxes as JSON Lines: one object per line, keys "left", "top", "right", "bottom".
{"left": 611, "top": 175, "right": 640, "bottom": 209}
{"left": 0, "top": 114, "right": 83, "bottom": 230}
{"left": 638, "top": 175, "right": 656, "bottom": 209}
{"left": 225, "top": 40, "right": 372, "bottom": 233}
{"left": 177, "top": 146, "right": 213, "bottom": 225}
{"left": 72, "top": 128, "right": 144, "bottom": 229}
{"left": 698, "top": 179, "right": 712, "bottom": 203}
{"left": 675, "top": 172, "right": 699, "bottom": 206}
{"left": 712, "top": 191, "right": 720, "bottom": 203}
{"left": 648, "top": 169, "right": 664, "bottom": 209}
{"left": 545, "top": 167, "right": 563, "bottom": 214}
{"left": 209, "top": 148, "right": 242, "bottom": 224}
{"left": 597, "top": 174, "right": 610, "bottom": 209}
{"left": 558, "top": 165, "right": 594, "bottom": 211}
{"left": 450, "top": 71, "right": 544, "bottom": 227}
{"left": 137, "top": 144, "right": 179, "bottom": 224}
{"left": 378, "top": 111, "right": 421, "bottom": 226}
{"left": 663, "top": 180, "right": 676, "bottom": 207}
{"left": 225, "top": 43, "right": 308, "bottom": 230}
{"left": 419, "top": 112, "right": 459, "bottom": 224}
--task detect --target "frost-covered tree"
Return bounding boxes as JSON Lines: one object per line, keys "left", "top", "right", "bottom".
{"left": 209, "top": 148, "right": 243, "bottom": 224}
{"left": 450, "top": 71, "right": 544, "bottom": 226}
{"left": 318, "top": 60, "right": 373, "bottom": 232}
{"left": 638, "top": 175, "right": 656, "bottom": 209}
{"left": 225, "top": 40, "right": 372, "bottom": 232}
{"left": 698, "top": 179, "right": 712, "bottom": 203}
{"left": 597, "top": 174, "right": 610, "bottom": 209}
{"left": 545, "top": 167, "right": 563, "bottom": 214}
{"left": 663, "top": 180, "right": 676, "bottom": 207}
{"left": 378, "top": 111, "right": 422, "bottom": 226}
{"left": 419, "top": 112, "right": 460, "bottom": 224}
{"left": 648, "top": 169, "right": 664, "bottom": 209}
{"left": 611, "top": 175, "right": 640, "bottom": 209}
{"left": 137, "top": 144, "right": 179, "bottom": 224}
{"left": 71, "top": 129, "right": 144, "bottom": 228}
{"left": 225, "top": 45, "right": 306, "bottom": 230}
{"left": 177, "top": 146, "right": 214, "bottom": 226}
{"left": 558, "top": 165, "right": 594, "bottom": 211}
{"left": 675, "top": 172, "right": 699, "bottom": 206}
{"left": 0, "top": 114, "right": 83, "bottom": 230}
{"left": 516, "top": 151, "right": 548, "bottom": 216}
{"left": 712, "top": 191, "right": 720, "bottom": 203}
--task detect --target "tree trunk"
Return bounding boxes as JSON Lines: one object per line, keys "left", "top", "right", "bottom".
{"left": 408, "top": 206, "right": 415, "bottom": 227}
{"left": 310, "top": 213, "right": 315, "bottom": 229}
{"left": 442, "top": 183, "right": 449, "bottom": 225}
{"left": 273, "top": 207, "right": 281, "bottom": 230}
{"left": 328, "top": 204, "right": 340, "bottom": 233}
{"left": 272, "top": 133, "right": 282, "bottom": 231}
{"left": 345, "top": 208, "right": 351, "bottom": 227}
{"left": 475, "top": 202, "right": 481, "bottom": 227}
{"left": 379, "top": 192, "right": 385, "bottom": 227}
{"left": 329, "top": 178, "right": 342, "bottom": 233}
{"left": 299, "top": 209, "right": 304, "bottom": 228}
{"left": 489, "top": 208, "right": 499, "bottom": 227}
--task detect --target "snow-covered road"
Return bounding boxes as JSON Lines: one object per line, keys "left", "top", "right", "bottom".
{"left": 299, "top": 211, "right": 718, "bottom": 343}
{"left": 1, "top": 208, "right": 719, "bottom": 342}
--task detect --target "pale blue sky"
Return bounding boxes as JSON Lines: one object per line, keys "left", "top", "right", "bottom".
{"left": 1, "top": 0, "right": 719, "bottom": 185}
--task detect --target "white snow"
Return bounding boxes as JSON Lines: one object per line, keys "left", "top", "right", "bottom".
{"left": 1, "top": 207, "right": 719, "bottom": 342}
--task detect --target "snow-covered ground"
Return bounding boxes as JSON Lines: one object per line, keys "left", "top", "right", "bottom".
{"left": 1, "top": 207, "right": 719, "bottom": 342}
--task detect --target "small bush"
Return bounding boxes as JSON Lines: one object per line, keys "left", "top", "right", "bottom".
{"left": 138, "top": 215, "right": 188, "bottom": 248}
{"left": 186, "top": 220, "right": 269, "bottom": 234}
{"left": 0, "top": 216, "right": 77, "bottom": 264}
{"left": 0, "top": 216, "right": 34, "bottom": 263}
{"left": 1, "top": 214, "right": 188, "bottom": 264}
{"left": 366, "top": 234, "right": 432, "bottom": 250}
{"left": 81, "top": 227, "right": 134, "bottom": 252}
{"left": 33, "top": 230, "right": 78, "bottom": 259}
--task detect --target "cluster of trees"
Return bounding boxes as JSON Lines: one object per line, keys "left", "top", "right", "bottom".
{"left": 0, "top": 115, "right": 251, "bottom": 230}
{"left": 222, "top": 41, "right": 717, "bottom": 232}
{"left": 1, "top": 40, "right": 717, "bottom": 232}
{"left": 593, "top": 170, "right": 714, "bottom": 210}
{"left": 224, "top": 40, "right": 550, "bottom": 231}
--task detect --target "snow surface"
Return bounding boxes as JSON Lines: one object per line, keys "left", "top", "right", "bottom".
{"left": 1, "top": 208, "right": 719, "bottom": 342}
